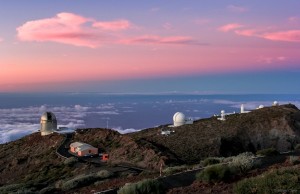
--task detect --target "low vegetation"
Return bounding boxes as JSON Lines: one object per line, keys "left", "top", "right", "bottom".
{"left": 201, "top": 157, "right": 221, "bottom": 167}
{"left": 117, "top": 179, "right": 164, "bottom": 194}
{"left": 233, "top": 166, "right": 300, "bottom": 194}
{"left": 61, "top": 174, "right": 96, "bottom": 191}
{"left": 162, "top": 165, "right": 188, "bottom": 176}
{"left": 289, "top": 155, "right": 300, "bottom": 165}
{"left": 61, "top": 170, "right": 114, "bottom": 191}
{"left": 227, "top": 152, "right": 259, "bottom": 174}
{"left": 196, "top": 164, "right": 233, "bottom": 183}
{"left": 63, "top": 157, "right": 78, "bottom": 167}
{"left": 256, "top": 148, "right": 279, "bottom": 156}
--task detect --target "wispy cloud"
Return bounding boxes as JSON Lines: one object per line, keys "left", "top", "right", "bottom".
{"left": 256, "top": 56, "right": 287, "bottom": 64}
{"left": 93, "top": 19, "right": 131, "bottom": 31}
{"left": 218, "top": 23, "right": 243, "bottom": 32}
{"left": 263, "top": 30, "right": 300, "bottom": 42}
{"left": 163, "top": 22, "right": 173, "bottom": 30}
{"left": 288, "top": 16, "right": 300, "bottom": 24}
{"left": 236, "top": 28, "right": 300, "bottom": 43}
{"left": 220, "top": 22, "right": 300, "bottom": 43}
{"left": 121, "top": 35, "right": 206, "bottom": 46}
{"left": 227, "top": 5, "right": 248, "bottom": 13}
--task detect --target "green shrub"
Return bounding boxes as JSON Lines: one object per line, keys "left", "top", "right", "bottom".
{"left": 0, "top": 184, "right": 25, "bottom": 193}
{"left": 61, "top": 174, "right": 96, "bottom": 191}
{"left": 63, "top": 157, "right": 78, "bottom": 166}
{"left": 117, "top": 179, "right": 164, "bottom": 194}
{"left": 196, "top": 164, "right": 233, "bottom": 183}
{"left": 233, "top": 166, "right": 300, "bottom": 194}
{"left": 162, "top": 165, "right": 188, "bottom": 176}
{"left": 228, "top": 152, "right": 257, "bottom": 174}
{"left": 96, "top": 170, "right": 114, "bottom": 179}
{"left": 295, "top": 144, "right": 300, "bottom": 150}
{"left": 256, "top": 148, "right": 279, "bottom": 156}
{"left": 202, "top": 157, "right": 221, "bottom": 167}
{"left": 289, "top": 156, "right": 300, "bottom": 165}
{"left": 39, "top": 186, "right": 57, "bottom": 194}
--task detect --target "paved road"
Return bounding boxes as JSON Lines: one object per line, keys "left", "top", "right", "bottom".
{"left": 56, "top": 133, "right": 74, "bottom": 158}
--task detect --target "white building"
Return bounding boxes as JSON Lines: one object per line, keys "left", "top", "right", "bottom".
{"left": 171, "top": 112, "right": 193, "bottom": 127}
{"left": 240, "top": 104, "right": 251, "bottom": 114}
{"left": 161, "top": 128, "right": 175, "bottom": 136}
{"left": 40, "top": 112, "right": 57, "bottom": 136}
{"left": 257, "top": 105, "right": 264, "bottom": 109}
{"left": 218, "top": 110, "right": 226, "bottom": 121}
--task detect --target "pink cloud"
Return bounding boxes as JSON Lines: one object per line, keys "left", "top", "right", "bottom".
{"left": 17, "top": 12, "right": 131, "bottom": 48}
{"left": 235, "top": 29, "right": 260, "bottom": 37}
{"left": 0, "top": 37, "right": 3, "bottom": 42}
{"left": 93, "top": 19, "right": 131, "bottom": 31}
{"left": 218, "top": 23, "right": 243, "bottom": 32}
{"left": 227, "top": 5, "right": 247, "bottom": 13}
{"left": 263, "top": 30, "right": 300, "bottom": 42}
{"left": 222, "top": 23, "right": 300, "bottom": 43}
{"left": 17, "top": 12, "right": 200, "bottom": 48}
{"left": 120, "top": 35, "right": 203, "bottom": 45}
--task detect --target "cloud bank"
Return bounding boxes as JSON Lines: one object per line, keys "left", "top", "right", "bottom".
{"left": 0, "top": 103, "right": 121, "bottom": 144}
{"left": 17, "top": 12, "right": 201, "bottom": 48}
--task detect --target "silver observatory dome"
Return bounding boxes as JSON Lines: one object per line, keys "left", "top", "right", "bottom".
{"left": 40, "top": 112, "right": 57, "bottom": 136}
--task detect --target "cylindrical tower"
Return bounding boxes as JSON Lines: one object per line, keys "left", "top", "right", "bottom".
{"left": 40, "top": 112, "right": 57, "bottom": 136}
{"left": 241, "top": 104, "right": 245, "bottom": 113}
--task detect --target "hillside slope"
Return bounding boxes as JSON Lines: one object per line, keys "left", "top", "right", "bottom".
{"left": 0, "top": 104, "right": 299, "bottom": 192}
{"left": 130, "top": 104, "right": 300, "bottom": 163}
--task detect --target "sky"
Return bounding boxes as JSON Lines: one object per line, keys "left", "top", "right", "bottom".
{"left": 0, "top": 0, "right": 300, "bottom": 94}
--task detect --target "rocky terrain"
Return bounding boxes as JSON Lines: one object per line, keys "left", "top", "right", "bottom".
{"left": 0, "top": 104, "right": 300, "bottom": 193}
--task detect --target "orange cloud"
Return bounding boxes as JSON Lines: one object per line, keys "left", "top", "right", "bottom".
{"left": 218, "top": 23, "right": 243, "bottom": 32}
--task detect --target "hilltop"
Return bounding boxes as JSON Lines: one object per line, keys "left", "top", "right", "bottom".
{"left": 0, "top": 104, "right": 300, "bottom": 193}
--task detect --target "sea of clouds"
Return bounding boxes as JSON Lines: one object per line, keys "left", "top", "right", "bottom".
{"left": 0, "top": 97, "right": 299, "bottom": 144}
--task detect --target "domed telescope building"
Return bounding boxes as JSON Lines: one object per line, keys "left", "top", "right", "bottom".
{"left": 40, "top": 112, "right": 57, "bottom": 136}
{"left": 172, "top": 112, "right": 193, "bottom": 127}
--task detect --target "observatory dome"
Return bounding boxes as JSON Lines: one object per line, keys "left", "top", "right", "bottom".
{"left": 258, "top": 105, "right": 264, "bottom": 109}
{"left": 40, "top": 112, "right": 57, "bottom": 136}
{"left": 173, "top": 112, "right": 186, "bottom": 127}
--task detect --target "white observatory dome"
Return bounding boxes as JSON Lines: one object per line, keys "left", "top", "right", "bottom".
{"left": 173, "top": 112, "right": 186, "bottom": 127}
{"left": 258, "top": 105, "right": 264, "bottom": 109}
{"left": 40, "top": 112, "right": 57, "bottom": 136}
{"left": 273, "top": 101, "right": 279, "bottom": 106}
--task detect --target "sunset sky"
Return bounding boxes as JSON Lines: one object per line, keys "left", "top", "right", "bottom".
{"left": 0, "top": 0, "right": 300, "bottom": 93}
